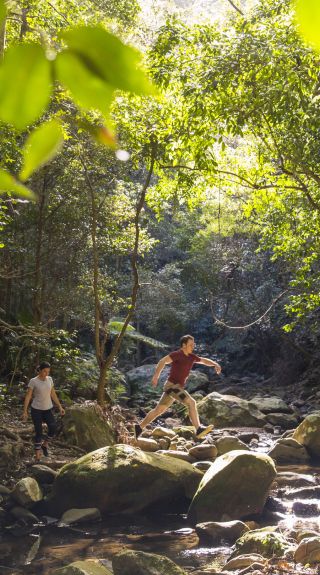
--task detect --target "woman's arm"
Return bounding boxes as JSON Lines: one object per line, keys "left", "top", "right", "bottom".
{"left": 51, "top": 388, "right": 65, "bottom": 415}
{"left": 22, "top": 388, "right": 33, "bottom": 421}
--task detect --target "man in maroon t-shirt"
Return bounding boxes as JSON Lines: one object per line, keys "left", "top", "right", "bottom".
{"left": 134, "top": 334, "right": 221, "bottom": 440}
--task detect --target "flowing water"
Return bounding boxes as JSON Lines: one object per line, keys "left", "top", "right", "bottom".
{"left": 1, "top": 434, "right": 320, "bottom": 575}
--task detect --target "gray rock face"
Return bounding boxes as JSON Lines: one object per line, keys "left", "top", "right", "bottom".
{"left": 11, "top": 477, "right": 43, "bottom": 508}
{"left": 268, "top": 438, "right": 310, "bottom": 464}
{"left": 30, "top": 464, "right": 57, "bottom": 484}
{"left": 292, "top": 412, "right": 320, "bottom": 457}
{"left": 112, "top": 550, "right": 187, "bottom": 575}
{"left": 265, "top": 413, "right": 298, "bottom": 429}
{"left": 188, "top": 450, "right": 276, "bottom": 524}
{"left": 197, "top": 392, "right": 266, "bottom": 427}
{"left": 62, "top": 403, "right": 116, "bottom": 452}
{"left": 47, "top": 444, "right": 202, "bottom": 517}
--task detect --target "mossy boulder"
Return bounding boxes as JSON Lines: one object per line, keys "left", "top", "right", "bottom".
{"left": 292, "top": 412, "right": 320, "bottom": 457}
{"left": 112, "top": 550, "right": 187, "bottom": 575}
{"left": 46, "top": 444, "right": 202, "bottom": 517}
{"left": 62, "top": 403, "right": 116, "bottom": 452}
{"left": 188, "top": 450, "right": 276, "bottom": 524}
{"left": 231, "top": 527, "right": 289, "bottom": 558}
{"left": 197, "top": 393, "right": 266, "bottom": 428}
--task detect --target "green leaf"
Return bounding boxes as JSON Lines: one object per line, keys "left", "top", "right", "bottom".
{"left": 0, "top": 169, "right": 36, "bottom": 199}
{"left": 0, "top": 43, "right": 52, "bottom": 130}
{"left": 295, "top": 0, "right": 320, "bottom": 50}
{"left": 20, "top": 120, "right": 65, "bottom": 181}
{"left": 0, "top": 0, "right": 7, "bottom": 23}
{"left": 55, "top": 50, "right": 114, "bottom": 117}
{"left": 61, "top": 26, "right": 156, "bottom": 95}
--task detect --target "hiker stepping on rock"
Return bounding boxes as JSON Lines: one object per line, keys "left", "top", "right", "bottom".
{"left": 135, "top": 334, "right": 221, "bottom": 440}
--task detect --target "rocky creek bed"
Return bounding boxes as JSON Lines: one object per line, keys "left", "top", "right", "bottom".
{"left": 2, "top": 384, "right": 320, "bottom": 575}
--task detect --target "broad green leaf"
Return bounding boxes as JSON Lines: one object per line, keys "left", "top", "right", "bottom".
{"left": 20, "top": 120, "right": 64, "bottom": 181}
{"left": 0, "top": 0, "right": 7, "bottom": 23}
{"left": 295, "top": 0, "right": 320, "bottom": 50}
{"left": 0, "top": 43, "right": 52, "bottom": 130}
{"left": 0, "top": 169, "right": 35, "bottom": 199}
{"left": 61, "top": 26, "right": 155, "bottom": 95}
{"left": 55, "top": 50, "right": 114, "bottom": 117}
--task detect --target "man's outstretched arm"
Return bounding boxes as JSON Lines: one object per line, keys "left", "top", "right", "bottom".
{"left": 196, "top": 357, "right": 222, "bottom": 374}
{"left": 152, "top": 354, "right": 173, "bottom": 387}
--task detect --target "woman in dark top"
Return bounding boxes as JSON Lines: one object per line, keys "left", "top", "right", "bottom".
{"left": 22, "top": 362, "right": 65, "bottom": 462}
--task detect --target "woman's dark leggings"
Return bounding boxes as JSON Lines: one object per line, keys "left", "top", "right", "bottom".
{"left": 31, "top": 407, "right": 56, "bottom": 452}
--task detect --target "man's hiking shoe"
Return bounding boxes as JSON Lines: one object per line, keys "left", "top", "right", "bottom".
{"left": 196, "top": 424, "right": 214, "bottom": 439}
{"left": 41, "top": 444, "right": 49, "bottom": 457}
{"left": 134, "top": 424, "right": 142, "bottom": 440}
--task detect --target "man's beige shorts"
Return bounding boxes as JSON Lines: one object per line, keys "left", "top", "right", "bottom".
{"left": 158, "top": 380, "right": 192, "bottom": 407}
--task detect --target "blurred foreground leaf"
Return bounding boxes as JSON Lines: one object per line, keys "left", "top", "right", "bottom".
{"left": 20, "top": 120, "right": 65, "bottom": 181}
{"left": 0, "top": 169, "right": 35, "bottom": 199}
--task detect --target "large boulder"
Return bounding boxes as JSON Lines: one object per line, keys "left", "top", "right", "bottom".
{"left": 112, "top": 550, "right": 187, "bottom": 575}
{"left": 292, "top": 412, "right": 320, "bottom": 457}
{"left": 62, "top": 403, "right": 116, "bottom": 452}
{"left": 187, "top": 450, "right": 276, "bottom": 524}
{"left": 268, "top": 438, "right": 310, "bottom": 464}
{"left": 249, "top": 396, "right": 292, "bottom": 414}
{"left": 231, "top": 527, "right": 289, "bottom": 558}
{"left": 265, "top": 413, "right": 298, "bottom": 429}
{"left": 197, "top": 393, "right": 266, "bottom": 428}
{"left": 294, "top": 536, "right": 320, "bottom": 564}
{"left": 47, "top": 444, "right": 202, "bottom": 517}
{"left": 215, "top": 436, "right": 250, "bottom": 456}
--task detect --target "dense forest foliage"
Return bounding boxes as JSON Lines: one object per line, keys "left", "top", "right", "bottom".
{"left": 0, "top": 0, "right": 320, "bottom": 403}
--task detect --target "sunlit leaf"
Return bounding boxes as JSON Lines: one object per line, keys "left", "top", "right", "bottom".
{"left": 20, "top": 120, "right": 64, "bottom": 181}
{"left": 61, "top": 26, "right": 156, "bottom": 95}
{"left": 0, "top": 43, "right": 51, "bottom": 130}
{"left": 55, "top": 50, "right": 114, "bottom": 117}
{"left": 294, "top": 0, "right": 320, "bottom": 50}
{"left": 0, "top": 169, "right": 36, "bottom": 199}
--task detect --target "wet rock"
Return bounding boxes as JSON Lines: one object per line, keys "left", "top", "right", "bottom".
{"left": 62, "top": 403, "right": 115, "bottom": 452}
{"left": 10, "top": 505, "right": 39, "bottom": 523}
{"left": 268, "top": 437, "right": 310, "bottom": 463}
{"left": 152, "top": 427, "right": 177, "bottom": 439}
{"left": 296, "top": 530, "right": 320, "bottom": 542}
{"left": 292, "top": 412, "right": 320, "bottom": 457}
{"left": 285, "top": 486, "right": 320, "bottom": 500}
{"left": 231, "top": 527, "right": 289, "bottom": 558}
{"left": 196, "top": 520, "right": 249, "bottom": 543}
{"left": 249, "top": 396, "right": 292, "bottom": 414}
{"left": 275, "top": 472, "right": 316, "bottom": 488}
{"left": 30, "top": 464, "right": 58, "bottom": 484}
{"left": 46, "top": 444, "right": 202, "bottom": 516}
{"left": 238, "top": 432, "right": 260, "bottom": 444}
{"left": 265, "top": 496, "right": 286, "bottom": 513}
{"left": 197, "top": 393, "right": 266, "bottom": 428}
{"left": 11, "top": 477, "right": 43, "bottom": 508}
{"left": 192, "top": 461, "right": 212, "bottom": 472}
{"left": 292, "top": 500, "right": 319, "bottom": 517}
{"left": 0, "top": 485, "right": 11, "bottom": 495}
{"left": 59, "top": 508, "right": 101, "bottom": 525}
{"left": 53, "top": 559, "right": 113, "bottom": 575}
{"left": 215, "top": 436, "right": 250, "bottom": 455}
{"left": 112, "top": 549, "right": 187, "bottom": 575}
{"left": 157, "top": 450, "right": 195, "bottom": 463}
{"left": 135, "top": 437, "right": 159, "bottom": 452}
{"left": 223, "top": 553, "right": 267, "bottom": 571}
{"left": 189, "top": 444, "right": 218, "bottom": 461}
{"left": 187, "top": 450, "right": 276, "bottom": 524}
{"left": 265, "top": 413, "right": 298, "bottom": 429}
{"left": 294, "top": 536, "right": 320, "bottom": 564}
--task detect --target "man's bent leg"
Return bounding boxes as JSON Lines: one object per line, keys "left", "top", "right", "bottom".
{"left": 140, "top": 403, "right": 171, "bottom": 429}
